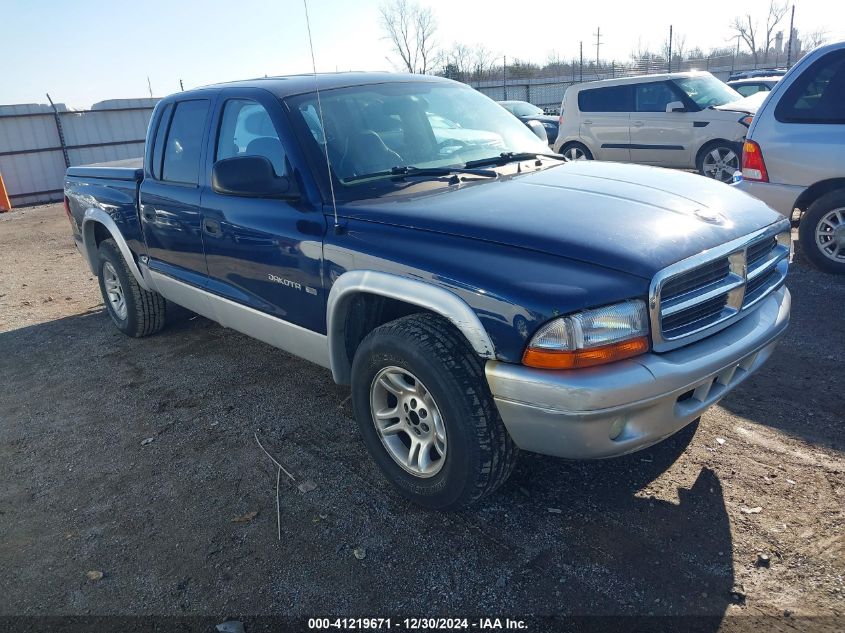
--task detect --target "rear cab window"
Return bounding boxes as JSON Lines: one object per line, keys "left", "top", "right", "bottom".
{"left": 775, "top": 49, "right": 845, "bottom": 124}
{"left": 160, "top": 100, "right": 210, "bottom": 185}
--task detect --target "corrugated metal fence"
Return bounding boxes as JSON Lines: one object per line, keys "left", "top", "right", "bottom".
{"left": 0, "top": 98, "right": 158, "bottom": 206}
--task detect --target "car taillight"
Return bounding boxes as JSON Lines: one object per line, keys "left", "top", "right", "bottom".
{"left": 558, "top": 114, "right": 563, "bottom": 125}
{"left": 741, "top": 140, "right": 768, "bottom": 182}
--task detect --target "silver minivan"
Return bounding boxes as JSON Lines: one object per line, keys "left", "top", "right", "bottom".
{"left": 736, "top": 41, "right": 845, "bottom": 274}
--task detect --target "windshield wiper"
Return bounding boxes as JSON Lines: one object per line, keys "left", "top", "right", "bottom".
{"left": 344, "top": 165, "right": 498, "bottom": 183}
{"left": 464, "top": 152, "right": 565, "bottom": 168}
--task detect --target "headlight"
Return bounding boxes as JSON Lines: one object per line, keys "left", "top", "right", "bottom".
{"left": 523, "top": 300, "right": 650, "bottom": 369}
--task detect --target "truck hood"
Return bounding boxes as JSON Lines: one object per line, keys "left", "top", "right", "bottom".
{"left": 338, "top": 161, "right": 784, "bottom": 279}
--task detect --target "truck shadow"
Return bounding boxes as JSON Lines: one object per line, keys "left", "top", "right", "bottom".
{"left": 1, "top": 310, "right": 735, "bottom": 625}
{"left": 715, "top": 264, "right": 844, "bottom": 454}
{"left": 451, "top": 423, "right": 737, "bottom": 625}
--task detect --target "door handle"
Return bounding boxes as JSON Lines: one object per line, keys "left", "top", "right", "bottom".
{"left": 632, "top": 120, "right": 644, "bottom": 127}
{"left": 202, "top": 218, "right": 221, "bottom": 235}
{"left": 583, "top": 119, "right": 594, "bottom": 125}
{"left": 141, "top": 207, "right": 157, "bottom": 222}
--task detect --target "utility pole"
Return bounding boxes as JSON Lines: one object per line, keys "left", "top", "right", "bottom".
{"left": 593, "top": 27, "right": 603, "bottom": 67}
{"left": 147, "top": 76, "right": 153, "bottom": 98}
{"left": 668, "top": 25, "right": 673, "bottom": 73}
{"left": 786, "top": 4, "right": 796, "bottom": 68}
{"left": 579, "top": 42, "right": 583, "bottom": 82}
{"left": 179, "top": 79, "right": 184, "bottom": 91}
{"left": 503, "top": 55, "right": 507, "bottom": 100}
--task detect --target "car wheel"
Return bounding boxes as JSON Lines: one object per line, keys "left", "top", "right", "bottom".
{"left": 97, "top": 238, "right": 167, "bottom": 336}
{"left": 351, "top": 313, "right": 518, "bottom": 510}
{"left": 798, "top": 190, "right": 845, "bottom": 274}
{"left": 697, "top": 141, "right": 740, "bottom": 182}
{"left": 560, "top": 142, "right": 593, "bottom": 161}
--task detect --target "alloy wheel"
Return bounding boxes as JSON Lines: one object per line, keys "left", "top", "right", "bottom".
{"left": 702, "top": 146, "right": 739, "bottom": 182}
{"left": 102, "top": 261, "right": 127, "bottom": 320}
{"left": 814, "top": 207, "right": 845, "bottom": 263}
{"left": 369, "top": 366, "right": 447, "bottom": 478}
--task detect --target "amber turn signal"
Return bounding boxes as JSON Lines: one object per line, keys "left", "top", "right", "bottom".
{"left": 522, "top": 336, "right": 650, "bottom": 370}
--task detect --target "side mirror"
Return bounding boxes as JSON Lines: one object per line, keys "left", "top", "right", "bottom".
{"left": 212, "top": 155, "right": 297, "bottom": 199}
{"left": 665, "top": 101, "right": 687, "bottom": 113}
{"left": 525, "top": 120, "right": 548, "bottom": 143}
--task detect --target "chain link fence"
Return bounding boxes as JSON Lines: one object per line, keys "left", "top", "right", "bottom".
{"left": 467, "top": 51, "right": 797, "bottom": 113}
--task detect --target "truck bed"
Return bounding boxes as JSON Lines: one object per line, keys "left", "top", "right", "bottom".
{"left": 66, "top": 158, "right": 143, "bottom": 182}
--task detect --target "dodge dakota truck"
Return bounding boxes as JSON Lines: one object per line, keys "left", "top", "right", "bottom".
{"left": 64, "top": 73, "right": 791, "bottom": 510}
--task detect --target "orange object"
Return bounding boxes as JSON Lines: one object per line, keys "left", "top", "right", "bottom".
{"left": 0, "top": 172, "right": 11, "bottom": 212}
{"left": 522, "top": 336, "right": 650, "bottom": 370}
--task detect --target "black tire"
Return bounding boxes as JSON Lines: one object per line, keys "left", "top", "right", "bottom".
{"left": 96, "top": 238, "right": 166, "bottom": 337}
{"left": 696, "top": 140, "right": 741, "bottom": 182}
{"left": 798, "top": 190, "right": 845, "bottom": 275}
{"left": 351, "top": 313, "right": 518, "bottom": 510}
{"left": 559, "top": 141, "right": 593, "bottom": 161}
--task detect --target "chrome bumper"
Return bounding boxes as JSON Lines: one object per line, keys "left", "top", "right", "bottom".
{"left": 486, "top": 287, "right": 790, "bottom": 459}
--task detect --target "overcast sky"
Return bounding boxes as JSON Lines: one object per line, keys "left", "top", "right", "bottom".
{"left": 2, "top": 0, "right": 843, "bottom": 108}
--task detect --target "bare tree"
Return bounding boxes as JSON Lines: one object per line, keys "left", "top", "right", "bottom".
{"left": 731, "top": 14, "right": 759, "bottom": 64}
{"left": 473, "top": 45, "right": 496, "bottom": 80}
{"left": 802, "top": 29, "right": 829, "bottom": 52}
{"left": 440, "top": 42, "right": 473, "bottom": 79}
{"left": 762, "top": 1, "right": 789, "bottom": 63}
{"left": 731, "top": 1, "right": 788, "bottom": 65}
{"left": 379, "top": 0, "right": 438, "bottom": 74}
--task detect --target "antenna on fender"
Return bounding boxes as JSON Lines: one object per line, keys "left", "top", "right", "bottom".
{"left": 302, "top": 0, "right": 341, "bottom": 233}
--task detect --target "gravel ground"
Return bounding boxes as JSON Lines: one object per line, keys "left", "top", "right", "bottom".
{"left": 0, "top": 204, "right": 843, "bottom": 628}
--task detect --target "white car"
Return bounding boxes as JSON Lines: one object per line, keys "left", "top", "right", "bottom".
{"left": 727, "top": 76, "right": 782, "bottom": 97}
{"left": 553, "top": 71, "right": 762, "bottom": 181}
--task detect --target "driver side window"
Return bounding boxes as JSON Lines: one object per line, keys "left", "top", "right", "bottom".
{"left": 216, "top": 99, "right": 287, "bottom": 176}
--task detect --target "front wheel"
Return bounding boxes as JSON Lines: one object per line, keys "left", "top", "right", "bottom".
{"left": 351, "top": 313, "right": 518, "bottom": 510}
{"left": 560, "top": 142, "right": 593, "bottom": 162}
{"left": 697, "top": 141, "right": 740, "bottom": 182}
{"left": 799, "top": 190, "right": 845, "bottom": 274}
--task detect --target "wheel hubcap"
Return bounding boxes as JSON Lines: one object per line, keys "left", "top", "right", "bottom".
{"left": 565, "top": 146, "right": 587, "bottom": 161}
{"left": 703, "top": 147, "right": 739, "bottom": 182}
{"left": 102, "top": 261, "right": 127, "bottom": 320}
{"left": 369, "top": 367, "right": 447, "bottom": 478}
{"left": 815, "top": 207, "right": 845, "bottom": 263}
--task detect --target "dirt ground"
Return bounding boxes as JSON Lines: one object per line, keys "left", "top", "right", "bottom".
{"left": 0, "top": 204, "right": 843, "bottom": 629}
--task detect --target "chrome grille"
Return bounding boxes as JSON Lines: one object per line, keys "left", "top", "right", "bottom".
{"left": 649, "top": 222, "right": 790, "bottom": 352}
{"left": 661, "top": 258, "right": 731, "bottom": 300}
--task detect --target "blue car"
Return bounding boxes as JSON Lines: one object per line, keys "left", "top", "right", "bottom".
{"left": 499, "top": 100, "right": 559, "bottom": 146}
{"left": 65, "top": 73, "right": 790, "bottom": 509}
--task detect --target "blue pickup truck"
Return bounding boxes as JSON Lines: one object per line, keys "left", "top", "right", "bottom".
{"left": 65, "top": 73, "right": 791, "bottom": 509}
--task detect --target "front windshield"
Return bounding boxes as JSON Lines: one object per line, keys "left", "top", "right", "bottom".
{"left": 288, "top": 81, "right": 549, "bottom": 186}
{"left": 672, "top": 74, "right": 743, "bottom": 108}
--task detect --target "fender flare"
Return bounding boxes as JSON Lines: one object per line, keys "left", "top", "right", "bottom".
{"left": 80, "top": 208, "right": 152, "bottom": 291}
{"left": 326, "top": 270, "right": 496, "bottom": 385}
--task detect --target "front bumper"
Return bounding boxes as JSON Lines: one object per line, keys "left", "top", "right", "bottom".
{"left": 734, "top": 180, "right": 804, "bottom": 218}
{"left": 486, "top": 287, "right": 790, "bottom": 459}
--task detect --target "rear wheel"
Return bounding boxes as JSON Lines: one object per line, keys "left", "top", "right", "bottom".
{"left": 560, "top": 142, "right": 593, "bottom": 161}
{"left": 697, "top": 141, "right": 740, "bottom": 182}
{"left": 97, "top": 238, "right": 166, "bottom": 336}
{"left": 351, "top": 313, "right": 518, "bottom": 510}
{"left": 799, "top": 190, "right": 845, "bottom": 274}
